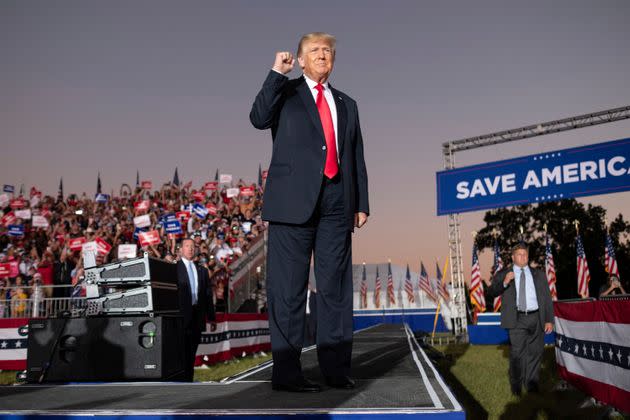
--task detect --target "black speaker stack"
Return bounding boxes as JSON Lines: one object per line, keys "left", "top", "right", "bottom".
{"left": 26, "top": 254, "right": 185, "bottom": 383}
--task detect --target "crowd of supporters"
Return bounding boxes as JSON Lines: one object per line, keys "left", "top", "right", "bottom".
{"left": 0, "top": 179, "right": 265, "bottom": 317}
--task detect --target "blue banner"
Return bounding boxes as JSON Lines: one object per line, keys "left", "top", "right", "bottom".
{"left": 436, "top": 137, "right": 630, "bottom": 215}
{"left": 3, "top": 185, "right": 14, "bottom": 194}
{"left": 95, "top": 193, "right": 110, "bottom": 203}
{"left": 133, "top": 226, "right": 146, "bottom": 241}
{"left": 165, "top": 220, "right": 183, "bottom": 234}
{"left": 8, "top": 225, "right": 24, "bottom": 237}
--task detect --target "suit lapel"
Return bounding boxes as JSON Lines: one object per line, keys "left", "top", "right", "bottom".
{"left": 330, "top": 85, "right": 347, "bottom": 159}
{"left": 297, "top": 78, "right": 325, "bottom": 145}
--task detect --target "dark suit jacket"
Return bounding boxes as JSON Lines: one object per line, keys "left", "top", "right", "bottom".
{"left": 177, "top": 260, "right": 215, "bottom": 332}
{"left": 489, "top": 265, "right": 554, "bottom": 329}
{"left": 250, "top": 70, "right": 369, "bottom": 229}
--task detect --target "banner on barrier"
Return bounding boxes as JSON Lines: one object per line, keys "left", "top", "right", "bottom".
{"left": 554, "top": 299, "right": 630, "bottom": 413}
{"left": 436, "top": 137, "right": 630, "bottom": 215}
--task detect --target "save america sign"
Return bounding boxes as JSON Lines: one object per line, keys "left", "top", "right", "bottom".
{"left": 436, "top": 137, "right": 630, "bottom": 215}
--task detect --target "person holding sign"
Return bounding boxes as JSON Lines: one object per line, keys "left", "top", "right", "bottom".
{"left": 488, "top": 243, "right": 554, "bottom": 396}
{"left": 177, "top": 238, "right": 216, "bottom": 382}
{"left": 250, "top": 32, "right": 369, "bottom": 392}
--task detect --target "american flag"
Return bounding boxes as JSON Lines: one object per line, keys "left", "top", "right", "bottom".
{"left": 387, "top": 260, "right": 396, "bottom": 306}
{"left": 492, "top": 240, "right": 503, "bottom": 312}
{"left": 436, "top": 261, "right": 450, "bottom": 303}
{"left": 374, "top": 265, "right": 381, "bottom": 308}
{"left": 419, "top": 261, "right": 438, "bottom": 303}
{"left": 604, "top": 232, "right": 620, "bottom": 278}
{"left": 545, "top": 234, "right": 558, "bottom": 301}
{"left": 360, "top": 263, "right": 368, "bottom": 309}
{"left": 470, "top": 243, "right": 485, "bottom": 312}
{"left": 576, "top": 234, "right": 591, "bottom": 298}
{"left": 404, "top": 264, "right": 414, "bottom": 303}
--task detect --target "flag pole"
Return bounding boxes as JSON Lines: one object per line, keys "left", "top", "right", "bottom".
{"left": 432, "top": 255, "right": 449, "bottom": 338}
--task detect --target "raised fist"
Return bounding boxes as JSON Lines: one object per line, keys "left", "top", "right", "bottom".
{"left": 272, "top": 51, "right": 294, "bottom": 74}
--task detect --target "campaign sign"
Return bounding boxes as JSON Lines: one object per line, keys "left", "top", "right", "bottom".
{"left": 176, "top": 211, "right": 190, "bottom": 222}
{"left": 219, "top": 174, "right": 233, "bottom": 184}
{"left": 118, "top": 244, "right": 137, "bottom": 259}
{"left": 240, "top": 186, "right": 255, "bottom": 197}
{"left": 436, "top": 137, "right": 630, "bottom": 215}
{"left": 192, "top": 191, "right": 205, "bottom": 202}
{"left": 226, "top": 188, "right": 240, "bottom": 198}
{"left": 206, "top": 204, "right": 218, "bottom": 215}
{"left": 165, "top": 219, "right": 183, "bottom": 234}
{"left": 3, "top": 185, "right": 14, "bottom": 194}
{"left": 14, "top": 209, "right": 31, "bottom": 220}
{"left": 68, "top": 237, "right": 87, "bottom": 251}
{"left": 192, "top": 203, "right": 208, "bottom": 218}
{"left": 95, "top": 193, "right": 110, "bottom": 203}
{"left": 10, "top": 198, "right": 26, "bottom": 209}
{"left": 8, "top": 225, "right": 24, "bottom": 237}
{"left": 204, "top": 182, "right": 218, "bottom": 192}
{"left": 139, "top": 230, "right": 161, "bottom": 247}
{"left": 30, "top": 187, "right": 41, "bottom": 198}
{"left": 1, "top": 212, "right": 16, "bottom": 227}
{"left": 134, "top": 200, "right": 150, "bottom": 212}
{"left": 0, "top": 193, "right": 10, "bottom": 208}
{"left": 133, "top": 214, "right": 151, "bottom": 228}
{"left": 0, "top": 263, "right": 11, "bottom": 277}
{"left": 95, "top": 237, "right": 112, "bottom": 255}
{"left": 141, "top": 180, "right": 153, "bottom": 190}
{"left": 32, "top": 215, "right": 49, "bottom": 228}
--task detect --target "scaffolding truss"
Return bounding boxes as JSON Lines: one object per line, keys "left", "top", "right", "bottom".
{"left": 442, "top": 105, "right": 630, "bottom": 336}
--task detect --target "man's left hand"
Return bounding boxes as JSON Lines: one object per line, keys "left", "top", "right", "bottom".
{"left": 544, "top": 322, "right": 553, "bottom": 334}
{"left": 354, "top": 212, "right": 368, "bottom": 228}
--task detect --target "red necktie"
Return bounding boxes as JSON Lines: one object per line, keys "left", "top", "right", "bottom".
{"left": 315, "top": 84, "right": 338, "bottom": 179}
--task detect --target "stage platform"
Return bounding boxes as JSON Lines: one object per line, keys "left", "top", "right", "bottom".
{"left": 0, "top": 324, "right": 464, "bottom": 419}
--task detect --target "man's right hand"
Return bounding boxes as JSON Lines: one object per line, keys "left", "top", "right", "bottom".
{"left": 272, "top": 51, "right": 294, "bottom": 74}
{"left": 503, "top": 271, "right": 514, "bottom": 287}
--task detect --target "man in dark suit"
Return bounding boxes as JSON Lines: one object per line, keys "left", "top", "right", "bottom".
{"left": 250, "top": 32, "right": 369, "bottom": 392}
{"left": 489, "top": 243, "right": 554, "bottom": 396}
{"left": 177, "top": 238, "right": 216, "bottom": 382}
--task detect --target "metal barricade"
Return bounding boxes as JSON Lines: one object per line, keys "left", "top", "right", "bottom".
{"left": 0, "top": 285, "right": 86, "bottom": 319}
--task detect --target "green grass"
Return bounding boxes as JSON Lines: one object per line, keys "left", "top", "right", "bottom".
{"left": 431, "top": 344, "right": 625, "bottom": 420}
{"left": 193, "top": 353, "right": 272, "bottom": 382}
{"left": 0, "top": 353, "right": 272, "bottom": 385}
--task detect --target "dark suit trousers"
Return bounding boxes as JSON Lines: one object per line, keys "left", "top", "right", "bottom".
{"left": 184, "top": 304, "right": 201, "bottom": 382}
{"left": 508, "top": 311, "right": 544, "bottom": 390}
{"left": 266, "top": 175, "right": 353, "bottom": 385}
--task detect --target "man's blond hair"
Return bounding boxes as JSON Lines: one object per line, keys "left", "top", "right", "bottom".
{"left": 297, "top": 32, "right": 336, "bottom": 57}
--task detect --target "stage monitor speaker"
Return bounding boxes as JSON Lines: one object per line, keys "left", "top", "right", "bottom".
{"left": 26, "top": 316, "right": 185, "bottom": 383}
{"left": 84, "top": 253, "right": 177, "bottom": 286}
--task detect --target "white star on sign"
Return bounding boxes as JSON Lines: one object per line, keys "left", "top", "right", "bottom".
{"left": 0, "top": 341, "right": 7, "bottom": 349}
{"left": 599, "top": 346, "right": 604, "bottom": 358}
{"left": 575, "top": 344, "right": 579, "bottom": 353}
{"left": 609, "top": 348, "right": 614, "bottom": 360}
{"left": 582, "top": 344, "right": 587, "bottom": 355}
{"left": 617, "top": 350, "right": 622, "bottom": 363}
{"left": 558, "top": 337, "right": 563, "bottom": 348}
{"left": 15, "top": 340, "right": 22, "bottom": 348}
{"left": 591, "top": 346, "right": 595, "bottom": 357}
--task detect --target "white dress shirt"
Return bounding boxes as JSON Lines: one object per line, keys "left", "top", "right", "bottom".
{"left": 181, "top": 256, "right": 198, "bottom": 305}
{"left": 513, "top": 265, "right": 539, "bottom": 311}
{"left": 302, "top": 73, "right": 339, "bottom": 158}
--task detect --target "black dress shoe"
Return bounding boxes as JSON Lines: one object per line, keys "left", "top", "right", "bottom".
{"left": 272, "top": 378, "right": 322, "bottom": 393}
{"left": 325, "top": 375, "right": 356, "bottom": 389}
{"left": 526, "top": 382, "right": 539, "bottom": 393}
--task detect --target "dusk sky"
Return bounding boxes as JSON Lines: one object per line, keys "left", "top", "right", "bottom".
{"left": 2, "top": 1, "right": 630, "bottom": 279}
